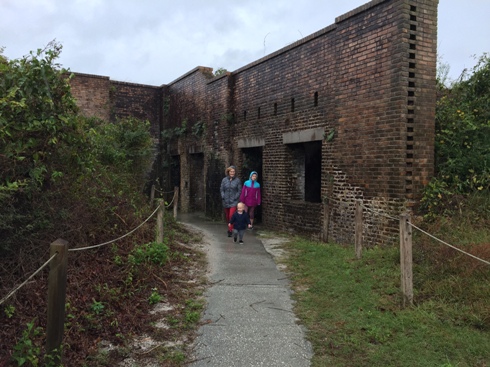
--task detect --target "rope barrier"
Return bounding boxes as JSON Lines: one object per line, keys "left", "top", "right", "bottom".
{"left": 1, "top": 193, "right": 173, "bottom": 306}
{"left": 165, "top": 193, "right": 176, "bottom": 208}
{"left": 69, "top": 204, "right": 161, "bottom": 252}
{"left": 327, "top": 195, "right": 489, "bottom": 266}
{"left": 0, "top": 253, "right": 58, "bottom": 306}
{"left": 152, "top": 187, "right": 175, "bottom": 195}
{"left": 410, "top": 222, "right": 490, "bottom": 266}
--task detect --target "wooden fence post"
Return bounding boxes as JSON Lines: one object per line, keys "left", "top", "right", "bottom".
{"left": 355, "top": 200, "right": 363, "bottom": 259}
{"left": 156, "top": 199, "right": 165, "bottom": 243}
{"left": 399, "top": 213, "right": 414, "bottom": 307}
{"left": 321, "top": 200, "right": 329, "bottom": 242}
{"left": 46, "top": 239, "right": 69, "bottom": 363}
{"left": 173, "top": 186, "right": 179, "bottom": 219}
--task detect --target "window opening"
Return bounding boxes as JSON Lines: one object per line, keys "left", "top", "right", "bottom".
{"left": 287, "top": 141, "right": 322, "bottom": 203}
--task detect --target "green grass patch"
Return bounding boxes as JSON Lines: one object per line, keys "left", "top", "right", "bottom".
{"left": 284, "top": 237, "right": 490, "bottom": 367}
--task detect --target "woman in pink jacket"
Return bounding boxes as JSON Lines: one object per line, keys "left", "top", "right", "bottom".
{"left": 239, "top": 171, "right": 261, "bottom": 229}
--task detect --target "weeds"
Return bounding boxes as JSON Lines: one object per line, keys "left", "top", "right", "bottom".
{"left": 11, "top": 320, "right": 42, "bottom": 367}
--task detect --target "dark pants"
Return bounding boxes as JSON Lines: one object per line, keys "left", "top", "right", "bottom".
{"left": 233, "top": 229, "right": 246, "bottom": 241}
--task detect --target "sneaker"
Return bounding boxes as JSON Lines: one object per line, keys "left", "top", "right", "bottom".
{"left": 239, "top": 240, "right": 244, "bottom": 245}
{"left": 234, "top": 236, "right": 237, "bottom": 243}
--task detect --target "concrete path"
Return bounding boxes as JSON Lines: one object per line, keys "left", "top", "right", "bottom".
{"left": 179, "top": 213, "right": 312, "bottom": 367}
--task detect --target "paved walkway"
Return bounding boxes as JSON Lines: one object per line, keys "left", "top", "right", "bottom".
{"left": 179, "top": 213, "right": 312, "bottom": 367}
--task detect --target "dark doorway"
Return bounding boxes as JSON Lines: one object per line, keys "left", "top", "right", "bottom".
{"left": 241, "top": 147, "right": 263, "bottom": 224}
{"left": 189, "top": 153, "right": 205, "bottom": 211}
{"left": 304, "top": 141, "right": 322, "bottom": 203}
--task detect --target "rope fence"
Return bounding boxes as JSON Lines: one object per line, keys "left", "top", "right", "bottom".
{"left": 2, "top": 187, "right": 487, "bottom": 357}
{"left": 0, "top": 253, "right": 58, "bottom": 306}
{"left": 0, "top": 185, "right": 180, "bottom": 361}
{"left": 340, "top": 197, "right": 490, "bottom": 308}
{"left": 319, "top": 194, "right": 490, "bottom": 267}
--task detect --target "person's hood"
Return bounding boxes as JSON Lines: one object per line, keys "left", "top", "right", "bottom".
{"left": 249, "top": 171, "right": 258, "bottom": 179}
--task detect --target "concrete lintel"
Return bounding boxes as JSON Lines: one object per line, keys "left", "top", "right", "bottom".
{"left": 283, "top": 127, "right": 324, "bottom": 144}
{"left": 188, "top": 145, "right": 203, "bottom": 154}
{"left": 237, "top": 137, "right": 265, "bottom": 148}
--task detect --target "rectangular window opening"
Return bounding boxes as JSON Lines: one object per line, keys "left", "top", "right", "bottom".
{"left": 291, "top": 98, "right": 295, "bottom": 112}
{"left": 314, "top": 92, "right": 319, "bottom": 107}
{"left": 287, "top": 141, "right": 322, "bottom": 203}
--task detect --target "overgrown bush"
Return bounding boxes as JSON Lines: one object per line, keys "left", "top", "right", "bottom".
{"left": 0, "top": 43, "right": 155, "bottom": 255}
{"left": 421, "top": 53, "right": 490, "bottom": 219}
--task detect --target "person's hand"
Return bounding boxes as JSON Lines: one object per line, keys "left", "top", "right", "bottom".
{"left": 248, "top": 224, "right": 252, "bottom": 228}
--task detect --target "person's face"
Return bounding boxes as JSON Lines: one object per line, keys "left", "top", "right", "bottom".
{"left": 229, "top": 169, "right": 235, "bottom": 177}
{"left": 237, "top": 204, "right": 244, "bottom": 213}
{"left": 251, "top": 174, "right": 257, "bottom": 181}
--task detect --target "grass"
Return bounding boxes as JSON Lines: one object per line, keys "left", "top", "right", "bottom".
{"left": 282, "top": 205, "right": 490, "bottom": 367}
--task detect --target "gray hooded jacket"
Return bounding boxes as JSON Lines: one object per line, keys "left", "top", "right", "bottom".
{"left": 220, "top": 171, "right": 242, "bottom": 208}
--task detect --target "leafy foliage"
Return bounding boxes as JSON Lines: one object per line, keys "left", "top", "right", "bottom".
{"left": 0, "top": 43, "right": 155, "bottom": 254}
{"left": 421, "top": 53, "right": 490, "bottom": 218}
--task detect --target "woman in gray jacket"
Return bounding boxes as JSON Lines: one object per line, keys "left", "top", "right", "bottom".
{"left": 220, "top": 165, "right": 242, "bottom": 237}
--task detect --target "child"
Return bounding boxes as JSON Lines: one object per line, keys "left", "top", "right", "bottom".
{"left": 239, "top": 171, "right": 261, "bottom": 229}
{"left": 228, "top": 202, "right": 252, "bottom": 244}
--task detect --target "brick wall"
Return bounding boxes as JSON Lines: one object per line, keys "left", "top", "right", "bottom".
{"left": 70, "top": 0, "right": 438, "bottom": 246}
{"left": 69, "top": 73, "right": 111, "bottom": 121}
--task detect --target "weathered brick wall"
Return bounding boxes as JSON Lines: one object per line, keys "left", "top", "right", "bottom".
{"left": 69, "top": 73, "right": 162, "bottom": 137}
{"left": 70, "top": 0, "right": 438, "bottom": 246}
{"left": 164, "top": 67, "right": 214, "bottom": 213}
{"left": 69, "top": 73, "right": 111, "bottom": 121}
{"left": 110, "top": 81, "right": 162, "bottom": 138}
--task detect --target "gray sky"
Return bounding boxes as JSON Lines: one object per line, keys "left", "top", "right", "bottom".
{"left": 1, "top": 0, "right": 489, "bottom": 86}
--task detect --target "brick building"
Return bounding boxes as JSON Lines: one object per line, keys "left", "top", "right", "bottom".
{"left": 69, "top": 0, "right": 438, "bottom": 246}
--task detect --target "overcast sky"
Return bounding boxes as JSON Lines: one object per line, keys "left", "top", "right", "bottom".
{"left": 1, "top": 1, "right": 489, "bottom": 86}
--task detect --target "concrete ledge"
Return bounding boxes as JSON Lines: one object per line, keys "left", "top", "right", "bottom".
{"left": 238, "top": 138, "right": 265, "bottom": 148}
{"left": 282, "top": 128, "right": 324, "bottom": 144}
